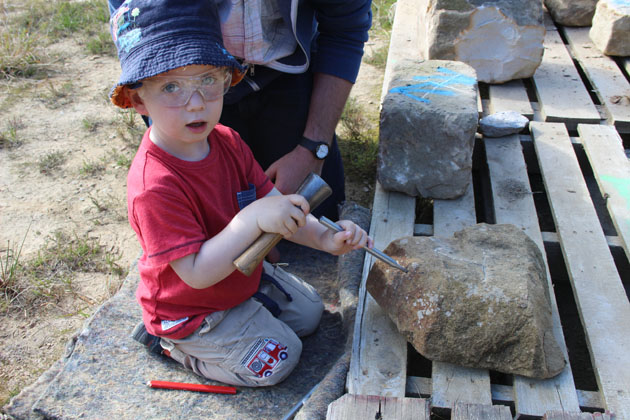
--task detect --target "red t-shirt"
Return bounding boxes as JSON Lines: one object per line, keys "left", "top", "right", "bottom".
{"left": 127, "top": 124, "right": 274, "bottom": 339}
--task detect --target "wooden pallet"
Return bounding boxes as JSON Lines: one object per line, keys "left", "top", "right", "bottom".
{"left": 343, "top": 1, "right": 630, "bottom": 419}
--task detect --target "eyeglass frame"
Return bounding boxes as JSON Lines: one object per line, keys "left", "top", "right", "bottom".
{"left": 130, "top": 68, "right": 232, "bottom": 108}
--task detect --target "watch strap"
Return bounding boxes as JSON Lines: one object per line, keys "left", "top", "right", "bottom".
{"left": 299, "top": 136, "right": 329, "bottom": 160}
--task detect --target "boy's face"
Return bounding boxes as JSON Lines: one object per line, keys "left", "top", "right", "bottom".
{"left": 129, "top": 64, "right": 228, "bottom": 159}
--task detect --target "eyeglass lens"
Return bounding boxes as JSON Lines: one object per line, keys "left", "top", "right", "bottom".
{"left": 142, "top": 70, "right": 232, "bottom": 107}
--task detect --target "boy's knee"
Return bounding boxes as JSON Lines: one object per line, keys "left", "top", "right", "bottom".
{"left": 296, "top": 298, "right": 324, "bottom": 337}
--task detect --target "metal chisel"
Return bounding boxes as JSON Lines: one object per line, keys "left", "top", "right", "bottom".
{"left": 318, "top": 216, "right": 408, "bottom": 273}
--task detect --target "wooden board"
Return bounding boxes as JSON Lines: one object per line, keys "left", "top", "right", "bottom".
{"left": 451, "top": 402, "right": 512, "bottom": 420}
{"left": 347, "top": 182, "right": 415, "bottom": 397}
{"left": 430, "top": 181, "right": 493, "bottom": 408}
{"left": 487, "top": 80, "right": 534, "bottom": 119}
{"left": 326, "top": 394, "right": 431, "bottom": 420}
{"left": 562, "top": 27, "right": 630, "bottom": 133}
{"left": 543, "top": 411, "right": 614, "bottom": 420}
{"left": 484, "top": 135, "right": 580, "bottom": 416}
{"left": 348, "top": 0, "right": 420, "bottom": 396}
{"left": 579, "top": 124, "right": 630, "bottom": 262}
{"left": 406, "top": 375, "right": 605, "bottom": 411}
{"left": 531, "top": 121, "right": 630, "bottom": 420}
{"left": 532, "top": 19, "right": 600, "bottom": 129}
{"left": 380, "top": 0, "right": 420, "bottom": 101}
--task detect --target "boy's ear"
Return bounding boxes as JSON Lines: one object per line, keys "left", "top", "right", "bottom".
{"left": 127, "top": 87, "right": 149, "bottom": 116}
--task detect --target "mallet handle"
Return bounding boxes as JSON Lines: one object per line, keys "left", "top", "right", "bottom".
{"left": 233, "top": 173, "right": 332, "bottom": 276}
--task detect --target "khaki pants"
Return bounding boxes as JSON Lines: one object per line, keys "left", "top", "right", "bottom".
{"left": 160, "top": 262, "right": 324, "bottom": 387}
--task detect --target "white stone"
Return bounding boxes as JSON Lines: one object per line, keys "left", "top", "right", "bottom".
{"left": 479, "top": 110, "right": 529, "bottom": 137}
{"left": 418, "top": 0, "right": 545, "bottom": 83}
{"left": 590, "top": 0, "right": 630, "bottom": 56}
{"left": 454, "top": 6, "right": 545, "bottom": 83}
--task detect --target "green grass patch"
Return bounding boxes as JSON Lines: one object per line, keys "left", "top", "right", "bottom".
{"left": 38, "top": 151, "right": 67, "bottom": 174}
{"left": 79, "top": 159, "right": 106, "bottom": 177}
{"left": 338, "top": 97, "right": 379, "bottom": 183}
{"left": 1, "top": 230, "right": 125, "bottom": 311}
{"left": 371, "top": 0, "right": 397, "bottom": 34}
{"left": 87, "top": 30, "right": 117, "bottom": 56}
{"left": 0, "top": 0, "right": 113, "bottom": 80}
{"left": 364, "top": 44, "right": 389, "bottom": 69}
{"left": 12, "top": 0, "right": 109, "bottom": 40}
{"left": 0, "top": 26, "right": 48, "bottom": 79}
{"left": 0, "top": 117, "right": 25, "bottom": 149}
{"left": 38, "top": 80, "right": 74, "bottom": 108}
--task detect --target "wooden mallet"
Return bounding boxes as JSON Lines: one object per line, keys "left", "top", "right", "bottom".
{"left": 233, "top": 173, "right": 332, "bottom": 276}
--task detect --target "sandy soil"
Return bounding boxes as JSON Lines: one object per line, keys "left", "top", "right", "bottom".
{"left": 0, "top": 33, "right": 385, "bottom": 407}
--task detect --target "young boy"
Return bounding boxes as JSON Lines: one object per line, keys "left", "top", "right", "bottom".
{"left": 110, "top": 0, "right": 372, "bottom": 387}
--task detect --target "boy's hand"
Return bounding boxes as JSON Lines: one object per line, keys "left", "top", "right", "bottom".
{"left": 324, "top": 220, "right": 373, "bottom": 256}
{"left": 251, "top": 194, "right": 310, "bottom": 238}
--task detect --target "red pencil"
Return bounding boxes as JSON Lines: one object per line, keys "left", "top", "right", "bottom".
{"left": 147, "top": 380, "right": 237, "bottom": 395}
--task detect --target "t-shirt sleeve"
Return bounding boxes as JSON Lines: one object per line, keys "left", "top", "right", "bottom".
{"left": 131, "top": 190, "right": 205, "bottom": 267}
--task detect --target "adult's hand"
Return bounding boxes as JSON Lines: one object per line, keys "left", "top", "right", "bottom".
{"left": 265, "top": 145, "right": 324, "bottom": 194}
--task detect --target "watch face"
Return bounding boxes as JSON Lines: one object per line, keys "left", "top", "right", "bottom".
{"left": 316, "top": 144, "right": 329, "bottom": 159}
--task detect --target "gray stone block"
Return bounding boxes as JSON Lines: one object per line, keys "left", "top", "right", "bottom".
{"left": 378, "top": 59, "right": 478, "bottom": 199}
{"left": 545, "top": 0, "right": 598, "bottom": 26}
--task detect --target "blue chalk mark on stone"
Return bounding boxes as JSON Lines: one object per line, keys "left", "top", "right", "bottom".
{"left": 390, "top": 67, "right": 476, "bottom": 104}
{"left": 609, "top": 0, "right": 630, "bottom": 8}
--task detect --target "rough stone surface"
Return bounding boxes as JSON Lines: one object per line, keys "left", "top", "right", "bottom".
{"left": 366, "top": 223, "right": 567, "bottom": 379}
{"left": 544, "top": 0, "right": 599, "bottom": 26}
{"left": 418, "top": 0, "right": 545, "bottom": 83}
{"left": 479, "top": 111, "right": 529, "bottom": 137}
{"left": 378, "top": 59, "right": 478, "bottom": 199}
{"left": 590, "top": 0, "right": 630, "bottom": 56}
{"left": 6, "top": 244, "right": 345, "bottom": 420}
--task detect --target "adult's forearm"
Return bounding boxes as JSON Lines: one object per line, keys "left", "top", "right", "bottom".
{"left": 302, "top": 72, "right": 353, "bottom": 145}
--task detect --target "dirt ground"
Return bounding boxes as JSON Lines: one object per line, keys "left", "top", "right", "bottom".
{"left": 0, "top": 33, "right": 386, "bottom": 407}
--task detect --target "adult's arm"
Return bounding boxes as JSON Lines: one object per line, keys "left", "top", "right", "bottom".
{"left": 265, "top": 0, "right": 372, "bottom": 194}
{"left": 265, "top": 72, "right": 353, "bottom": 194}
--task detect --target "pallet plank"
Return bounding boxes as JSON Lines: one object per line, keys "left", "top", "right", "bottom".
{"left": 562, "top": 27, "right": 630, "bottom": 133}
{"left": 348, "top": 0, "right": 420, "bottom": 396}
{"left": 531, "top": 121, "right": 630, "bottom": 420}
{"left": 380, "top": 0, "right": 420, "bottom": 101}
{"left": 452, "top": 402, "right": 512, "bottom": 420}
{"left": 544, "top": 410, "right": 614, "bottom": 420}
{"left": 579, "top": 124, "right": 630, "bottom": 262}
{"left": 326, "top": 394, "right": 431, "bottom": 420}
{"left": 532, "top": 18, "right": 600, "bottom": 129}
{"left": 347, "top": 182, "right": 415, "bottom": 397}
{"left": 430, "top": 181, "right": 493, "bottom": 408}
{"left": 488, "top": 80, "right": 534, "bottom": 119}
{"left": 484, "top": 135, "right": 580, "bottom": 416}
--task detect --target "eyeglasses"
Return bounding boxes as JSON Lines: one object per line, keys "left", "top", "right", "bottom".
{"left": 134, "top": 69, "right": 232, "bottom": 107}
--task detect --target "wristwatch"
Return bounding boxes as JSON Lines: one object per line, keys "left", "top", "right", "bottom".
{"left": 299, "top": 136, "right": 329, "bottom": 160}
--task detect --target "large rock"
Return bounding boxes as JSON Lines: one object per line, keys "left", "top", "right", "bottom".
{"left": 366, "top": 223, "right": 566, "bottom": 379}
{"left": 378, "top": 59, "right": 478, "bottom": 199}
{"left": 544, "top": 0, "right": 599, "bottom": 26}
{"left": 590, "top": 0, "right": 630, "bottom": 56}
{"left": 418, "top": 0, "right": 545, "bottom": 83}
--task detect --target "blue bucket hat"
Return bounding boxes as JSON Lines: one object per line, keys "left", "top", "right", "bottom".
{"left": 110, "top": 0, "right": 246, "bottom": 108}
